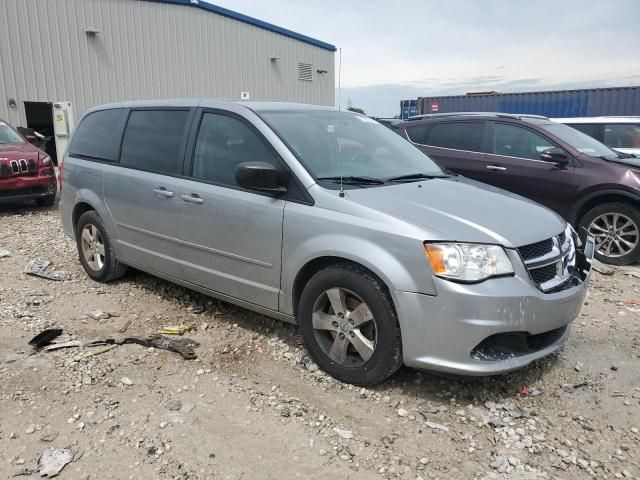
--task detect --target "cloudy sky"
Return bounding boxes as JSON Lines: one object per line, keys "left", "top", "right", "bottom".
{"left": 211, "top": 0, "right": 640, "bottom": 117}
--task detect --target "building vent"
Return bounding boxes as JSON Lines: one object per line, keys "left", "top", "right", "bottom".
{"left": 298, "top": 63, "right": 313, "bottom": 81}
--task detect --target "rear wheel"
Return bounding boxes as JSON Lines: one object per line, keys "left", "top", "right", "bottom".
{"left": 76, "top": 211, "right": 128, "bottom": 282}
{"left": 579, "top": 202, "right": 640, "bottom": 265}
{"left": 298, "top": 264, "right": 402, "bottom": 386}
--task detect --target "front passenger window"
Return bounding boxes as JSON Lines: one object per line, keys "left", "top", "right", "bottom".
{"left": 493, "top": 123, "right": 555, "bottom": 160}
{"left": 191, "top": 113, "right": 281, "bottom": 187}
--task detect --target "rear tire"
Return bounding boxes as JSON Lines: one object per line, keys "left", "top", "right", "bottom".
{"left": 76, "top": 211, "right": 128, "bottom": 282}
{"left": 36, "top": 194, "right": 56, "bottom": 207}
{"left": 298, "top": 264, "right": 402, "bottom": 386}
{"left": 579, "top": 202, "right": 640, "bottom": 265}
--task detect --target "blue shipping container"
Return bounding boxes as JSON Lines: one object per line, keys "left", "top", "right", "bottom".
{"left": 401, "top": 86, "right": 640, "bottom": 118}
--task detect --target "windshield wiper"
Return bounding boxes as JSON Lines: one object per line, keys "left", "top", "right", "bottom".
{"left": 386, "top": 173, "right": 449, "bottom": 182}
{"left": 316, "top": 175, "right": 385, "bottom": 185}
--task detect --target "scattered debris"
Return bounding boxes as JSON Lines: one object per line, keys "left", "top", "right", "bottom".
{"left": 44, "top": 341, "right": 83, "bottom": 352}
{"left": 37, "top": 447, "right": 74, "bottom": 477}
{"left": 165, "top": 399, "right": 182, "bottom": 411}
{"left": 333, "top": 427, "right": 354, "bottom": 439}
{"left": 488, "top": 417, "right": 506, "bottom": 428}
{"left": 117, "top": 334, "right": 199, "bottom": 359}
{"left": 516, "top": 385, "right": 529, "bottom": 396}
{"left": 87, "top": 310, "right": 113, "bottom": 321}
{"left": 160, "top": 324, "right": 196, "bottom": 335}
{"left": 0, "top": 249, "right": 10, "bottom": 258}
{"left": 425, "top": 421, "right": 449, "bottom": 431}
{"left": 24, "top": 259, "right": 72, "bottom": 281}
{"left": 121, "top": 376, "right": 133, "bottom": 386}
{"left": 73, "top": 344, "right": 118, "bottom": 362}
{"left": 592, "top": 260, "right": 615, "bottom": 276}
{"left": 118, "top": 319, "right": 132, "bottom": 333}
{"left": 28, "top": 328, "right": 63, "bottom": 350}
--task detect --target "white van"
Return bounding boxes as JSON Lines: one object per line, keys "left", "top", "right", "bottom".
{"left": 554, "top": 117, "right": 640, "bottom": 157}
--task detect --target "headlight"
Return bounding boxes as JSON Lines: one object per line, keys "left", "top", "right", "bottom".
{"left": 424, "top": 242, "right": 514, "bottom": 282}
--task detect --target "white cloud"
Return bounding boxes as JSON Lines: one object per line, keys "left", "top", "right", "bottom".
{"left": 206, "top": 0, "right": 640, "bottom": 116}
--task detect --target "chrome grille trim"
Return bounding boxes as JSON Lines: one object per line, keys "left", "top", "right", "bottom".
{"left": 518, "top": 227, "right": 576, "bottom": 293}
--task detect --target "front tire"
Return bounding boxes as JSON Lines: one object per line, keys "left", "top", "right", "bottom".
{"left": 579, "top": 202, "right": 640, "bottom": 265}
{"left": 76, "top": 211, "right": 128, "bottom": 282}
{"left": 298, "top": 264, "right": 402, "bottom": 386}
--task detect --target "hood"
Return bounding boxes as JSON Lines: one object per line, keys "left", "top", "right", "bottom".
{"left": 346, "top": 176, "right": 565, "bottom": 247}
{"left": 0, "top": 141, "right": 39, "bottom": 159}
{"left": 607, "top": 156, "right": 640, "bottom": 169}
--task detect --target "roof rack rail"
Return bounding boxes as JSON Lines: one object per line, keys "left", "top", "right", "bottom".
{"left": 406, "top": 112, "right": 549, "bottom": 121}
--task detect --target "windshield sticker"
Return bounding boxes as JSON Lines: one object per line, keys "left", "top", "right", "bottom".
{"left": 327, "top": 125, "right": 335, "bottom": 133}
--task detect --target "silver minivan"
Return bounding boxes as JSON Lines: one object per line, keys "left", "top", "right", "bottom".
{"left": 60, "top": 100, "right": 594, "bottom": 385}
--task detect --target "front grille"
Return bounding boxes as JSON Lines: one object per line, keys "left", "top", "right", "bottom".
{"left": 518, "top": 239, "right": 553, "bottom": 261}
{"left": 471, "top": 326, "right": 567, "bottom": 361}
{"left": 529, "top": 264, "right": 556, "bottom": 284}
{"left": 517, "top": 229, "right": 576, "bottom": 293}
{"left": 0, "top": 159, "right": 37, "bottom": 177}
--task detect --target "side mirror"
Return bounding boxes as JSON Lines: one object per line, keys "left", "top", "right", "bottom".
{"left": 235, "top": 162, "right": 287, "bottom": 194}
{"left": 540, "top": 147, "right": 570, "bottom": 167}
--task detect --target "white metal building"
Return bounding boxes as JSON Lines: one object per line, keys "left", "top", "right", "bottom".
{"left": 0, "top": 0, "right": 336, "bottom": 161}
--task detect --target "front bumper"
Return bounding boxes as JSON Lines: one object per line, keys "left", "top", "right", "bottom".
{"left": 0, "top": 177, "right": 56, "bottom": 204}
{"left": 395, "top": 243, "right": 592, "bottom": 375}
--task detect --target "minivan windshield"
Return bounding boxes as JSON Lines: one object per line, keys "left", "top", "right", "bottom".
{"left": 260, "top": 110, "right": 446, "bottom": 185}
{"left": 541, "top": 122, "right": 619, "bottom": 159}
{"left": 0, "top": 123, "right": 25, "bottom": 145}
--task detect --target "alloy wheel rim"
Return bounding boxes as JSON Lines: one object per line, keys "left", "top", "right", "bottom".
{"left": 80, "top": 224, "right": 106, "bottom": 271}
{"left": 588, "top": 213, "right": 639, "bottom": 258}
{"left": 312, "top": 288, "right": 377, "bottom": 367}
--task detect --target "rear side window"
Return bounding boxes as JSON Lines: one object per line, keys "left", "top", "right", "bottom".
{"left": 604, "top": 124, "right": 640, "bottom": 149}
{"left": 69, "top": 109, "right": 127, "bottom": 161}
{"left": 567, "top": 123, "right": 599, "bottom": 139}
{"left": 425, "top": 122, "right": 484, "bottom": 152}
{"left": 191, "top": 112, "right": 281, "bottom": 187}
{"left": 120, "top": 110, "right": 190, "bottom": 175}
{"left": 404, "top": 124, "right": 429, "bottom": 143}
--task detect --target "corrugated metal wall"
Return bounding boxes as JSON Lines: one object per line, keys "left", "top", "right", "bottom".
{"left": 0, "top": 0, "right": 335, "bottom": 126}
{"left": 400, "top": 87, "right": 640, "bottom": 118}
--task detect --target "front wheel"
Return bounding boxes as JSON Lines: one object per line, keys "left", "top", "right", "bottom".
{"left": 579, "top": 202, "right": 640, "bottom": 265}
{"left": 298, "top": 264, "right": 402, "bottom": 386}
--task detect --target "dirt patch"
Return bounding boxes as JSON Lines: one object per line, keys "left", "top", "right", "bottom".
{"left": 0, "top": 203, "right": 639, "bottom": 479}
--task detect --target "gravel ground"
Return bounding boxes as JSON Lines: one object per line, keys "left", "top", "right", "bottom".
{"left": 0, "top": 203, "right": 639, "bottom": 480}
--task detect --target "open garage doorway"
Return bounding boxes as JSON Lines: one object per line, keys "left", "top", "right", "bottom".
{"left": 24, "top": 101, "right": 58, "bottom": 165}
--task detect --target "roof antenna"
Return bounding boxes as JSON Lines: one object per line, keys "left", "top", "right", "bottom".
{"left": 338, "top": 48, "right": 345, "bottom": 198}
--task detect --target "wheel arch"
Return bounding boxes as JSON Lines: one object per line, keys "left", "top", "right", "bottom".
{"left": 291, "top": 255, "right": 405, "bottom": 320}
{"left": 570, "top": 189, "right": 640, "bottom": 226}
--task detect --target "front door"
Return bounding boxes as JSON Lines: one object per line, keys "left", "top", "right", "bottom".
{"left": 483, "top": 122, "right": 577, "bottom": 214}
{"left": 176, "top": 110, "right": 286, "bottom": 310}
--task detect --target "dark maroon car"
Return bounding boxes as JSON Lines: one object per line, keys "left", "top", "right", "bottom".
{"left": 397, "top": 113, "right": 640, "bottom": 265}
{"left": 0, "top": 119, "right": 57, "bottom": 206}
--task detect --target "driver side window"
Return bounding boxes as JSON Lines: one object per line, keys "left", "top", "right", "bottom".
{"left": 191, "top": 113, "right": 280, "bottom": 187}
{"left": 493, "top": 123, "right": 556, "bottom": 160}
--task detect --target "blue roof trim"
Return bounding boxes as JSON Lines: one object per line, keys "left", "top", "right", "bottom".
{"left": 140, "top": 0, "right": 337, "bottom": 52}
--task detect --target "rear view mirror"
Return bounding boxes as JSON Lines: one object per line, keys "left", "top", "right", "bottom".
{"left": 235, "top": 162, "right": 287, "bottom": 194}
{"left": 540, "top": 148, "right": 569, "bottom": 167}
